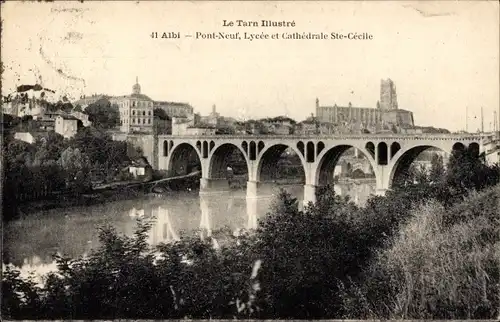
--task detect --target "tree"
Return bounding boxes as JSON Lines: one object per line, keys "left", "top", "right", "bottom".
{"left": 153, "top": 108, "right": 169, "bottom": 121}
{"left": 445, "top": 147, "right": 500, "bottom": 196}
{"left": 58, "top": 147, "right": 91, "bottom": 192}
{"left": 429, "top": 154, "right": 445, "bottom": 183}
{"left": 84, "top": 98, "right": 120, "bottom": 129}
{"left": 69, "top": 127, "right": 140, "bottom": 178}
{"left": 252, "top": 188, "right": 368, "bottom": 318}
{"left": 33, "top": 132, "right": 65, "bottom": 165}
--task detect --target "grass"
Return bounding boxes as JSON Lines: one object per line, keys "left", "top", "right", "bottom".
{"left": 366, "top": 187, "right": 500, "bottom": 319}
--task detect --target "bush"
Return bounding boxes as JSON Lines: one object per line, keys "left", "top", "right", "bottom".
{"left": 346, "top": 186, "right": 500, "bottom": 319}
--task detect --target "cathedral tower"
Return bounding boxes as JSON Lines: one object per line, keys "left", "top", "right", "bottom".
{"left": 379, "top": 78, "right": 398, "bottom": 110}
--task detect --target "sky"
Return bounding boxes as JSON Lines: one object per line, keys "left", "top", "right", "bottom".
{"left": 2, "top": 1, "right": 499, "bottom": 131}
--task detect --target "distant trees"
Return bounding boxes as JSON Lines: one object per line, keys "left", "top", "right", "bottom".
{"left": 2, "top": 125, "right": 144, "bottom": 220}
{"left": 84, "top": 98, "right": 120, "bottom": 129}
{"left": 69, "top": 127, "right": 141, "bottom": 178}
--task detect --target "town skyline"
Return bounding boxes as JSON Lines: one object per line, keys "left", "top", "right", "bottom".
{"left": 2, "top": 1, "right": 499, "bottom": 131}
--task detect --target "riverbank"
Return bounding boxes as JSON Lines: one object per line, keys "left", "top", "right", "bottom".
{"left": 10, "top": 173, "right": 204, "bottom": 220}
{"left": 16, "top": 187, "right": 148, "bottom": 219}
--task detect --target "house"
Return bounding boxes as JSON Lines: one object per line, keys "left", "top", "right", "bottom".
{"left": 14, "top": 132, "right": 36, "bottom": 144}
{"left": 129, "top": 157, "right": 153, "bottom": 181}
{"left": 13, "top": 131, "right": 51, "bottom": 145}
{"left": 55, "top": 114, "right": 79, "bottom": 138}
{"left": 171, "top": 116, "right": 217, "bottom": 136}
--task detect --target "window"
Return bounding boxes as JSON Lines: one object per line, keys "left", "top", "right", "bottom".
{"left": 148, "top": 119, "right": 151, "bottom": 124}
{"left": 143, "top": 119, "right": 146, "bottom": 124}
{"left": 132, "top": 118, "right": 135, "bottom": 124}
{"left": 143, "top": 111, "right": 146, "bottom": 116}
{"left": 132, "top": 110, "right": 135, "bottom": 115}
{"left": 148, "top": 111, "right": 151, "bottom": 116}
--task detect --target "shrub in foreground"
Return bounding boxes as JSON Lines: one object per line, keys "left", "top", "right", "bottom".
{"left": 344, "top": 185, "right": 500, "bottom": 319}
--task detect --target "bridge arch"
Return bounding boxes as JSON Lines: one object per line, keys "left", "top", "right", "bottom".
{"left": 256, "top": 143, "right": 307, "bottom": 182}
{"left": 167, "top": 142, "right": 203, "bottom": 176}
{"left": 315, "top": 144, "right": 378, "bottom": 186}
{"left": 207, "top": 143, "right": 249, "bottom": 179}
{"left": 387, "top": 141, "right": 479, "bottom": 188}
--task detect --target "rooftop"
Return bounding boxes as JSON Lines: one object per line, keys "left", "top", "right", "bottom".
{"left": 154, "top": 101, "right": 192, "bottom": 107}
{"left": 114, "top": 93, "right": 153, "bottom": 101}
{"left": 319, "top": 104, "right": 374, "bottom": 110}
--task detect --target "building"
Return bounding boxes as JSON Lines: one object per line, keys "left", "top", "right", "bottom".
{"left": 382, "top": 109, "right": 414, "bottom": 128}
{"left": 171, "top": 116, "right": 217, "bottom": 136}
{"left": 3, "top": 95, "right": 46, "bottom": 119}
{"left": 55, "top": 114, "right": 79, "bottom": 138}
{"left": 129, "top": 157, "right": 153, "bottom": 182}
{"left": 315, "top": 78, "right": 415, "bottom": 132}
{"left": 108, "top": 77, "right": 197, "bottom": 134}
{"left": 155, "top": 101, "right": 194, "bottom": 118}
{"left": 13, "top": 132, "right": 36, "bottom": 144}
{"left": 200, "top": 105, "right": 221, "bottom": 126}
{"left": 110, "top": 77, "right": 155, "bottom": 133}
{"left": 316, "top": 99, "right": 383, "bottom": 128}
{"left": 13, "top": 131, "right": 51, "bottom": 145}
{"left": 296, "top": 119, "right": 339, "bottom": 135}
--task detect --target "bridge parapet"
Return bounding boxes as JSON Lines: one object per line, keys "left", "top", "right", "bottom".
{"left": 158, "top": 134, "right": 485, "bottom": 141}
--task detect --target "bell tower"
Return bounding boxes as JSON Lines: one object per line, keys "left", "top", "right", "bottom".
{"left": 132, "top": 76, "right": 141, "bottom": 95}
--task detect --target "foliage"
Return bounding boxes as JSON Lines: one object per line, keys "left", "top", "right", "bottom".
{"left": 349, "top": 187, "right": 500, "bottom": 319}
{"left": 58, "top": 147, "right": 92, "bottom": 192}
{"left": 444, "top": 147, "right": 500, "bottom": 198}
{"left": 84, "top": 98, "right": 120, "bottom": 129}
{"left": 153, "top": 107, "right": 170, "bottom": 121}
{"left": 2, "top": 124, "right": 144, "bottom": 221}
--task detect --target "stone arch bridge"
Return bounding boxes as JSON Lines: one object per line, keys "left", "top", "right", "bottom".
{"left": 156, "top": 134, "right": 485, "bottom": 204}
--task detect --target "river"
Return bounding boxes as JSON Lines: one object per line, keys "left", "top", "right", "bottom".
{"left": 3, "top": 181, "right": 375, "bottom": 281}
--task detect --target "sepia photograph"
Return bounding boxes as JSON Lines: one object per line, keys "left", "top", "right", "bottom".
{"left": 1, "top": 0, "right": 499, "bottom": 320}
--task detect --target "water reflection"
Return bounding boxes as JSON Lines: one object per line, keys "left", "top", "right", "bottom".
{"left": 4, "top": 182, "right": 375, "bottom": 280}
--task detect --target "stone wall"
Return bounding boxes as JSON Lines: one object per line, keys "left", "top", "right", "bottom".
{"left": 112, "top": 133, "right": 158, "bottom": 169}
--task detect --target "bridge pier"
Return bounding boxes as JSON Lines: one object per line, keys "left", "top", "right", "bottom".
{"left": 246, "top": 195, "right": 258, "bottom": 230}
{"left": 199, "top": 178, "right": 231, "bottom": 195}
{"left": 303, "top": 184, "right": 317, "bottom": 206}
{"left": 375, "top": 165, "right": 391, "bottom": 197}
{"left": 199, "top": 195, "right": 213, "bottom": 238}
{"left": 246, "top": 181, "right": 260, "bottom": 199}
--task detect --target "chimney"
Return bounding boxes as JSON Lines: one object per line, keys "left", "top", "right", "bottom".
{"left": 348, "top": 102, "right": 352, "bottom": 108}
